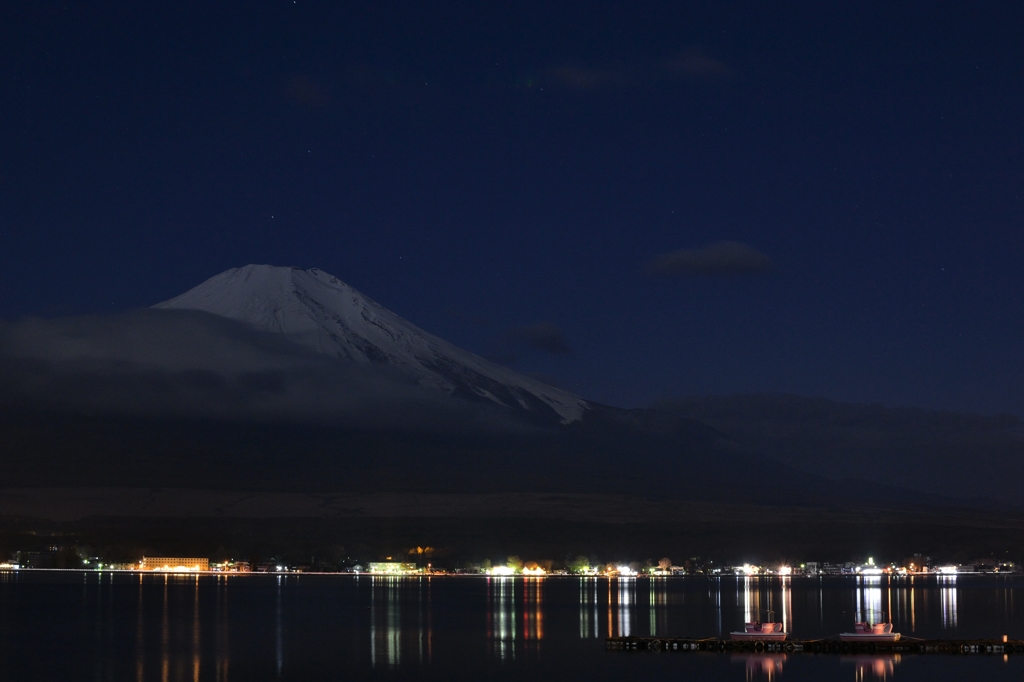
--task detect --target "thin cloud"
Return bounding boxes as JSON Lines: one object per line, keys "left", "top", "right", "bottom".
{"left": 549, "top": 65, "right": 627, "bottom": 89}
{"left": 490, "top": 322, "right": 573, "bottom": 366}
{"left": 549, "top": 51, "right": 731, "bottom": 91}
{"left": 283, "top": 74, "right": 329, "bottom": 107}
{"left": 649, "top": 241, "right": 773, "bottom": 276}
{"left": 664, "top": 48, "right": 733, "bottom": 81}
{"left": 502, "top": 322, "right": 572, "bottom": 356}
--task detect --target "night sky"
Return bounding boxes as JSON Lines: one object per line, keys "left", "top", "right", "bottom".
{"left": 2, "top": 1, "right": 1022, "bottom": 415}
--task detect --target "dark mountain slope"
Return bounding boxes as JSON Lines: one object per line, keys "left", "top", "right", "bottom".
{"left": 0, "top": 402, "right": 975, "bottom": 513}
{"left": 659, "top": 394, "right": 1024, "bottom": 505}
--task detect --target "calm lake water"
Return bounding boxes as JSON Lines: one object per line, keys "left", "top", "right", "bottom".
{"left": 1, "top": 571, "right": 1023, "bottom": 681}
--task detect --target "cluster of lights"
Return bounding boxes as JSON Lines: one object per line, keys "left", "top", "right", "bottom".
{"left": 1, "top": 550, "right": 984, "bottom": 576}
{"left": 489, "top": 564, "right": 641, "bottom": 576}
{"left": 733, "top": 564, "right": 797, "bottom": 576}
{"left": 489, "top": 565, "right": 549, "bottom": 576}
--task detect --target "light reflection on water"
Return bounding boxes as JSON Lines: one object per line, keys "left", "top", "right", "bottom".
{"left": 842, "top": 654, "right": 900, "bottom": 681}
{"left": 488, "top": 575, "right": 516, "bottom": 660}
{"left": 368, "top": 575, "right": 434, "bottom": 669}
{"left": 2, "top": 571, "right": 1024, "bottom": 680}
{"left": 274, "top": 576, "right": 282, "bottom": 676}
{"left": 737, "top": 576, "right": 793, "bottom": 633}
{"left": 941, "top": 575, "right": 958, "bottom": 628}
{"left": 129, "top": 573, "right": 233, "bottom": 682}
{"left": 733, "top": 653, "right": 786, "bottom": 681}
{"left": 856, "top": 575, "right": 884, "bottom": 624}
{"left": 217, "top": 576, "right": 230, "bottom": 681}
{"left": 614, "top": 577, "right": 634, "bottom": 637}
{"left": 649, "top": 577, "right": 668, "bottom": 636}
{"left": 580, "top": 577, "right": 599, "bottom": 638}
{"left": 369, "top": 575, "right": 400, "bottom": 668}
{"left": 523, "top": 576, "right": 543, "bottom": 644}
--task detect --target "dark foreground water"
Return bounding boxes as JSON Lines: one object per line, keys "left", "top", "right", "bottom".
{"left": 1, "top": 571, "right": 1023, "bottom": 681}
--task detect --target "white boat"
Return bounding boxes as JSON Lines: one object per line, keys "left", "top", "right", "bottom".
{"left": 730, "top": 622, "right": 787, "bottom": 641}
{"left": 839, "top": 622, "right": 901, "bottom": 643}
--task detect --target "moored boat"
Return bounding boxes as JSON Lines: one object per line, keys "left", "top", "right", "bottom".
{"left": 730, "top": 622, "right": 787, "bottom": 641}
{"left": 839, "top": 622, "right": 901, "bottom": 643}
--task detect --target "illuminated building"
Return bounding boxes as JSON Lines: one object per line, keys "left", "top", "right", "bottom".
{"left": 140, "top": 557, "right": 210, "bottom": 572}
{"left": 367, "top": 562, "right": 419, "bottom": 574}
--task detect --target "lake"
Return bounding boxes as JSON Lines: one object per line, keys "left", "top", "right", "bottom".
{"left": 1, "top": 571, "right": 1023, "bottom": 680}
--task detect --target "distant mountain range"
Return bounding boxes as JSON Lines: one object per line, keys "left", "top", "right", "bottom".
{"left": 0, "top": 265, "right": 1016, "bottom": 511}
{"left": 659, "top": 394, "right": 1024, "bottom": 505}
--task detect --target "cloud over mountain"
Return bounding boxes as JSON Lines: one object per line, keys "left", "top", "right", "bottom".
{"left": 499, "top": 322, "right": 572, "bottom": 356}
{"left": 0, "top": 310, "right": 534, "bottom": 434}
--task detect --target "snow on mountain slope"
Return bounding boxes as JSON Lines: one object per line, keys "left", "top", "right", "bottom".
{"left": 154, "top": 265, "right": 588, "bottom": 424}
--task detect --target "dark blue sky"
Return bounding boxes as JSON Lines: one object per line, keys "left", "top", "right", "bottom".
{"left": 2, "top": 1, "right": 1022, "bottom": 414}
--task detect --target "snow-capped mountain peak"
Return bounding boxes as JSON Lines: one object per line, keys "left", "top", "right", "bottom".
{"left": 154, "top": 265, "right": 588, "bottom": 424}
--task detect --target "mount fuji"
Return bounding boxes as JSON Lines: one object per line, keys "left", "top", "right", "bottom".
{"left": 154, "top": 265, "right": 588, "bottom": 426}
{"left": 0, "top": 264, "right": 968, "bottom": 510}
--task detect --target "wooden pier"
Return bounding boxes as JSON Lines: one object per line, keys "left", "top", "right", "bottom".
{"left": 606, "top": 636, "right": 1023, "bottom": 655}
